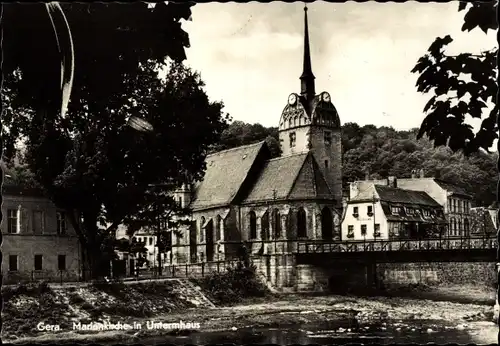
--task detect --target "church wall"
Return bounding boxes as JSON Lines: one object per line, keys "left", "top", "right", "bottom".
{"left": 240, "top": 201, "right": 341, "bottom": 244}
{"left": 278, "top": 126, "right": 310, "bottom": 156}
{"left": 191, "top": 206, "right": 240, "bottom": 262}
{"left": 309, "top": 126, "right": 342, "bottom": 208}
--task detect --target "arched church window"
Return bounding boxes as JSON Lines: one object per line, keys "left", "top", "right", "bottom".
{"left": 288, "top": 118, "right": 292, "bottom": 127}
{"left": 321, "top": 207, "right": 333, "bottom": 240}
{"left": 272, "top": 209, "right": 281, "bottom": 238}
{"left": 293, "top": 116, "right": 298, "bottom": 126}
{"left": 261, "top": 210, "right": 270, "bottom": 240}
{"left": 200, "top": 216, "right": 205, "bottom": 242}
{"left": 297, "top": 208, "right": 307, "bottom": 238}
{"left": 216, "top": 215, "right": 223, "bottom": 241}
{"left": 299, "top": 116, "right": 303, "bottom": 126}
{"left": 249, "top": 211, "right": 257, "bottom": 239}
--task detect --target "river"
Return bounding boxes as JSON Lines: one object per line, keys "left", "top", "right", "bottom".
{"left": 102, "top": 319, "right": 489, "bottom": 345}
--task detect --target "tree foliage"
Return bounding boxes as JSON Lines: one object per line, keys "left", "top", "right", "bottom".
{"left": 411, "top": 1, "right": 498, "bottom": 154}
{"left": 1, "top": 3, "right": 231, "bottom": 278}
{"left": 211, "top": 120, "right": 281, "bottom": 158}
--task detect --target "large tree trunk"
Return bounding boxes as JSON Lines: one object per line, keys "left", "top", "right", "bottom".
{"left": 82, "top": 211, "right": 108, "bottom": 280}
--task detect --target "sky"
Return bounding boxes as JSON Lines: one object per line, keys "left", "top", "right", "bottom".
{"left": 180, "top": 1, "right": 496, "bottom": 131}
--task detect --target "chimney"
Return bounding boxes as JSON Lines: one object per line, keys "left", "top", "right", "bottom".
{"left": 387, "top": 176, "right": 397, "bottom": 188}
{"left": 419, "top": 168, "right": 425, "bottom": 178}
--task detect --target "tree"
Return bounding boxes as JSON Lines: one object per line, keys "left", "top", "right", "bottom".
{"left": 213, "top": 120, "right": 281, "bottom": 157}
{"left": 3, "top": 56, "right": 228, "bottom": 278}
{"left": 411, "top": 2, "right": 498, "bottom": 154}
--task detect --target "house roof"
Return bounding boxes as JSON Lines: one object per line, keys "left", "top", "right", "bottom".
{"left": 469, "top": 207, "right": 496, "bottom": 234}
{"left": 242, "top": 152, "right": 333, "bottom": 203}
{"left": 349, "top": 184, "right": 446, "bottom": 224}
{"left": 433, "top": 179, "right": 472, "bottom": 198}
{"left": 189, "top": 141, "right": 266, "bottom": 210}
{"left": 2, "top": 184, "right": 47, "bottom": 198}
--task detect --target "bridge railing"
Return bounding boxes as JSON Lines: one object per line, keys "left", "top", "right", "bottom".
{"left": 183, "top": 235, "right": 497, "bottom": 255}
{"left": 294, "top": 235, "right": 497, "bottom": 254}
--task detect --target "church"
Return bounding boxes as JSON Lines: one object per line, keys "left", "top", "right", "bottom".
{"left": 172, "top": 6, "right": 343, "bottom": 264}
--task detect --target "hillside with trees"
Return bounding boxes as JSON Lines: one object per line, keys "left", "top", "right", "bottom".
{"left": 213, "top": 121, "right": 498, "bottom": 208}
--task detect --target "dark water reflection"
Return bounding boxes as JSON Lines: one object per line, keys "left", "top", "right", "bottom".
{"left": 119, "top": 319, "right": 475, "bottom": 345}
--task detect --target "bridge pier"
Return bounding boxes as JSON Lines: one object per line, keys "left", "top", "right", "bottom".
{"left": 365, "top": 262, "right": 378, "bottom": 288}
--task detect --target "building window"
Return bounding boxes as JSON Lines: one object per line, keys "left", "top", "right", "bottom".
{"left": 249, "top": 211, "right": 257, "bottom": 239}
{"left": 34, "top": 254, "right": 43, "bottom": 271}
{"left": 450, "top": 217, "right": 456, "bottom": 235}
{"left": 58, "top": 255, "right": 66, "bottom": 271}
{"left": 353, "top": 206, "right": 359, "bottom": 217}
{"left": 324, "top": 131, "right": 332, "bottom": 146}
{"left": 178, "top": 196, "right": 183, "bottom": 208}
{"left": 57, "top": 212, "right": 67, "bottom": 235}
{"left": 324, "top": 160, "right": 329, "bottom": 169}
{"left": 289, "top": 132, "right": 296, "bottom": 148}
{"left": 297, "top": 208, "right": 307, "bottom": 238}
{"left": 272, "top": 209, "right": 281, "bottom": 238}
{"left": 361, "top": 224, "right": 367, "bottom": 236}
{"left": 216, "top": 215, "right": 224, "bottom": 242}
{"left": 367, "top": 206, "right": 373, "bottom": 216}
{"left": 33, "top": 210, "right": 45, "bottom": 234}
{"left": 391, "top": 206, "right": 400, "bottom": 215}
{"left": 200, "top": 217, "right": 205, "bottom": 243}
{"left": 149, "top": 237, "right": 153, "bottom": 246}
{"left": 457, "top": 219, "right": 462, "bottom": 233}
{"left": 405, "top": 207, "right": 414, "bottom": 215}
{"left": 374, "top": 224, "right": 381, "bottom": 237}
{"left": 7, "top": 209, "right": 18, "bottom": 234}
{"left": 464, "top": 218, "right": 469, "bottom": 233}
{"left": 9, "top": 255, "right": 18, "bottom": 272}
{"left": 347, "top": 225, "right": 354, "bottom": 238}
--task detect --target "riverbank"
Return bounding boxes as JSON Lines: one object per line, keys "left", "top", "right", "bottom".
{"left": 4, "top": 283, "right": 497, "bottom": 345}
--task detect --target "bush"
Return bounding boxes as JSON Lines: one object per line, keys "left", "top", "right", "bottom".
{"left": 196, "top": 261, "right": 268, "bottom": 305}
{"left": 2, "top": 281, "right": 53, "bottom": 302}
{"left": 92, "top": 281, "right": 126, "bottom": 298}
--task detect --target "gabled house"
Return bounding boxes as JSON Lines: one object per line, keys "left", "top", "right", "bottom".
{"left": 342, "top": 178, "right": 447, "bottom": 241}
{"left": 350, "top": 170, "right": 473, "bottom": 237}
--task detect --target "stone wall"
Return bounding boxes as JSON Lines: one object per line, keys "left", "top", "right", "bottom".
{"left": 378, "top": 262, "right": 496, "bottom": 287}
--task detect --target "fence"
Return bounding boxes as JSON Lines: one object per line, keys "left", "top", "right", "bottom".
{"left": 2, "top": 270, "right": 79, "bottom": 285}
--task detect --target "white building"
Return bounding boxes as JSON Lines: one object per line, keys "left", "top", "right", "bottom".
{"left": 342, "top": 178, "right": 447, "bottom": 241}
{"left": 350, "top": 171, "right": 473, "bottom": 237}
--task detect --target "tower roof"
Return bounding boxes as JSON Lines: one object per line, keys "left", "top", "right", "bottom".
{"left": 299, "top": 4, "right": 315, "bottom": 101}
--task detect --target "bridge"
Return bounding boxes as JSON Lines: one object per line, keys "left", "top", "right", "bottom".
{"left": 239, "top": 234, "right": 497, "bottom": 262}
{"left": 227, "top": 234, "right": 498, "bottom": 292}
{"left": 293, "top": 235, "right": 497, "bottom": 262}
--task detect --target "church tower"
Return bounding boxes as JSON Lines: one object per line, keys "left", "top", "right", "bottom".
{"left": 278, "top": 5, "right": 342, "bottom": 208}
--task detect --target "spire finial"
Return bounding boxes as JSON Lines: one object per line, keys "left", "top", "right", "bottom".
{"left": 300, "top": 3, "right": 315, "bottom": 101}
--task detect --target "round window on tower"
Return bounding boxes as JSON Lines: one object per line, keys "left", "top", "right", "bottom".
{"left": 322, "top": 92, "right": 331, "bottom": 103}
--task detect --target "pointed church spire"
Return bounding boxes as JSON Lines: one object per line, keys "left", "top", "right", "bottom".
{"left": 300, "top": 4, "right": 315, "bottom": 100}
